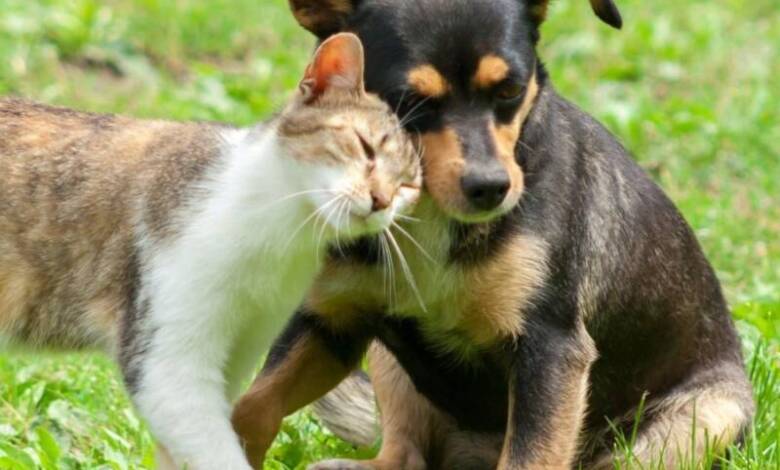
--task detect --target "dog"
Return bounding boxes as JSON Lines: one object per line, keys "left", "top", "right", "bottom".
{"left": 231, "top": 1, "right": 754, "bottom": 468}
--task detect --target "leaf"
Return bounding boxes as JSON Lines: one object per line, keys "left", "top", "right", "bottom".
{"left": 102, "top": 428, "right": 131, "bottom": 451}
{"left": 45, "top": 399, "right": 88, "bottom": 436}
{"left": 36, "top": 427, "right": 61, "bottom": 468}
{"left": 27, "top": 382, "right": 46, "bottom": 410}
{"left": 0, "top": 424, "right": 17, "bottom": 437}
{"left": 140, "top": 444, "right": 156, "bottom": 469}
{"left": 122, "top": 408, "right": 140, "bottom": 432}
{"left": 0, "top": 443, "right": 36, "bottom": 470}
{"left": 102, "top": 444, "right": 129, "bottom": 470}
{"left": 0, "top": 456, "right": 27, "bottom": 470}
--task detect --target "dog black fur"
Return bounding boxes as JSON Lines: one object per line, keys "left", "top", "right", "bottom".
{"left": 231, "top": 2, "right": 754, "bottom": 469}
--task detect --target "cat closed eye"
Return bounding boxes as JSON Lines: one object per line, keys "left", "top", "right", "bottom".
{"left": 356, "top": 131, "right": 376, "bottom": 160}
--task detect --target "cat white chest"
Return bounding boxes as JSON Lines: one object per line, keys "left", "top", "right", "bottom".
{"left": 137, "top": 128, "right": 322, "bottom": 398}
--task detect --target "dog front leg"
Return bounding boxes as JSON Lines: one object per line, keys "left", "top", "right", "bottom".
{"left": 498, "top": 320, "right": 597, "bottom": 470}
{"left": 232, "top": 309, "right": 370, "bottom": 469}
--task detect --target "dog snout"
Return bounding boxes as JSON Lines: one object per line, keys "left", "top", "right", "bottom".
{"left": 461, "top": 168, "right": 510, "bottom": 211}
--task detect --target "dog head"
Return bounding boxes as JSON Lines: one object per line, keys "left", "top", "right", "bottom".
{"left": 289, "top": 0, "right": 621, "bottom": 223}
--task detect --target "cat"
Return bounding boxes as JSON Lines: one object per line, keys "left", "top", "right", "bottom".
{"left": 0, "top": 33, "right": 421, "bottom": 470}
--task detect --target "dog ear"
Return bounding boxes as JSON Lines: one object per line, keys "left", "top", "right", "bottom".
{"left": 528, "top": 0, "right": 622, "bottom": 29}
{"left": 289, "top": 0, "right": 358, "bottom": 38}
{"left": 299, "top": 32, "right": 365, "bottom": 102}
{"left": 588, "top": 0, "right": 623, "bottom": 29}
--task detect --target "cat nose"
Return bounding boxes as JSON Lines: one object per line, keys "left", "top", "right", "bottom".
{"left": 371, "top": 191, "right": 391, "bottom": 212}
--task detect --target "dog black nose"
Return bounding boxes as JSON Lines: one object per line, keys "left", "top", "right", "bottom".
{"left": 461, "top": 171, "right": 511, "bottom": 211}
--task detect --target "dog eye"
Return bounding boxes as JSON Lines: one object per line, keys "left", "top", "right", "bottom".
{"left": 495, "top": 81, "right": 525, "bottom": 103}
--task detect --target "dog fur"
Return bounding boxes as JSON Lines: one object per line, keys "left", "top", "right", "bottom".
{"left": 232, "top": 2, "right": 754, "bottom": 468}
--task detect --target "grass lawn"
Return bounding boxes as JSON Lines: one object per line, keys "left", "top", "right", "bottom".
{"left": 0, "top": 0, "right": 777, "bottom": 468}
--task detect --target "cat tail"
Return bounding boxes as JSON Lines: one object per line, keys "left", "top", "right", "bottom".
{"left": 312, "top": 370, "right": 380, "bottom": 447}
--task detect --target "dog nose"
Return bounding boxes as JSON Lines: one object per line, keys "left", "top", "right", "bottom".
{"left": 461, "top": 171, "right": 510, "bottom": 211}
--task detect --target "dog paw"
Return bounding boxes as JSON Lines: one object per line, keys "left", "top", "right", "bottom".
{"left": 307, "top": 459, "right": 376, "bottom": 470}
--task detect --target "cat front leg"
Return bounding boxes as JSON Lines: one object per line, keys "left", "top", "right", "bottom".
{"left": 122, "top": 297, "right": 252, "bottom": 470}
{"left": 155, "top": 444, "right": 178, "bottom": 470}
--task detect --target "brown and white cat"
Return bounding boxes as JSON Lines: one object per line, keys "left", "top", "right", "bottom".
{"left": 0, "top": 33, "right": 420, "bottom": 470}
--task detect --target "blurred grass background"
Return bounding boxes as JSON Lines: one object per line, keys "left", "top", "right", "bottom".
{"left": 0, "top": 0, "right": 777, "bottom": 468}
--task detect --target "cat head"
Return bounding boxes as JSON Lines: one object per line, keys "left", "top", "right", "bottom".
{"left": 276, "top": 33, "right": 421, "bottom": 238}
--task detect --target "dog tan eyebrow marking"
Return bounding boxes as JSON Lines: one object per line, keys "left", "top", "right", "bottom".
{"left": 407, "top": 64, "right": 451, "bottom": 98}
{"left": 473, "top": 55, "right": 510, "bottom": 89}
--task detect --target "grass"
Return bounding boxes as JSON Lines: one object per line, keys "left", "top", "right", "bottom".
{"left": 0, "top": 0, "right": 777, "bottom": 468}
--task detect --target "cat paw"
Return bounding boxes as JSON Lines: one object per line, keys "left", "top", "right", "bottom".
{"left": 307, "top": 459, "right": 376, "bottom": 470}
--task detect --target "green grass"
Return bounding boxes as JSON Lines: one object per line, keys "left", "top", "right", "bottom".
{"left": 0, "top": 0, "right": 777, "bottom": 468}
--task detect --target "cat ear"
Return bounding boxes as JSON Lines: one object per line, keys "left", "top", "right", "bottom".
{"left": 299, "top": 32, "right": 366, "bottom": 103}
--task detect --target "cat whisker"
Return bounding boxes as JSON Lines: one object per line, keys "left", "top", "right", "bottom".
{"left": 315, "top": 195, "right": 346, "bottom": 260}
{"left": 396, "top": 214, "right": 423, "bottom": 224}
{"left": 398, "top": 96, "right": 432, "bottom": 129}
{"left": 282, "top": 195, "right": 343, "bottom": 256}
{"left": 332, "top": 198, "right": 351, "bottom": 258}
{"left": 378, "top": 233, "right": 388, "bottom": 307}
{"left": 379, "top": 232, "right": 396, "bottom": 312}
{"left": 414, "top": 132, "right": 425, "bottom": 162}
{"left": 400, "top": 96, "right": 432, "bottom": 123}
{"left": 378, "top": 232, "right": 387, "bottom": 304}
{"left": 394, "top": 88, "right": 409, "bottom": 118}
{"left": 256, "top": 188, "right": 334, "bottom": 213}
{"left": 385, "top": 228, "right": 428, "bottom": 313}
{"left": 387, "top": 235, "right": 398, "bottom": 312}
{"left": 330, "top": 199, "right": 344, "bottom": 256}
{"left": 391, "top": 221, "right": 436, "bottom": 265}
{"left": 402, "top": 105, "right": 433, "bottom": 124}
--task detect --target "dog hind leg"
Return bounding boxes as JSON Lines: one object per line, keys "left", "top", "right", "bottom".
{"left": 588, "top": 365, "right": 754, "bottom": 469}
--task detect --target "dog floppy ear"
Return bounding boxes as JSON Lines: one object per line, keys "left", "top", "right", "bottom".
{"left": 528, "top": 0, "right": 622, "bottom": 29}
{"left": 299, "top": 32, "right": 365, "bottom": 103}
{"left": 289, "top": 0, "right": 357, "bottom": 38}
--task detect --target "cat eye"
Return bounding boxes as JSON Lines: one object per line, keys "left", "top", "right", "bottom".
{"left": 356, "top": 131, "right": 376, "bottom": 161}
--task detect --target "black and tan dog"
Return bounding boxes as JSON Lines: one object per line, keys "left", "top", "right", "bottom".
{"left": 232, "top": 1, "right": 754, "bottom": 468}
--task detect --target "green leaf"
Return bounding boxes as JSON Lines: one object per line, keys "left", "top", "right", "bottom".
{"left": 0, "top": 443, "right": 36, "bottom": 470}
{"left": 36, "top": 427, "right": 61, "bottom": 468}
{"left": 0, "top": 424, "right": 17, "bottom": 437}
